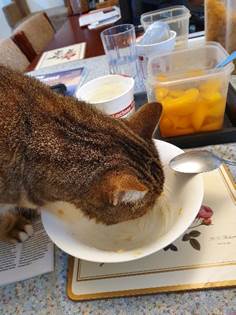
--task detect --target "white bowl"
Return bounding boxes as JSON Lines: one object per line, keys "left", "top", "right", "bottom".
{"left": 136, "top": 30, "right": 176, "bottom": 79}
{"left": 136, "top": 30, "right": 176, "bottom": 58}
{"left": 41, "top": 140, "right": 203, "bottom": 263}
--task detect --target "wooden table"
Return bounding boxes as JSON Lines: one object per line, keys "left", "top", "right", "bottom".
{"left": 27, "top": 15, "right": 111, "bottom": 71}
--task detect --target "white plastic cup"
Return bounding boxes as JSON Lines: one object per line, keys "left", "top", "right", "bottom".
{"left": 136, "top": 30, "right": 176, "bottom": 79}
{"left": 75, "top": 75, "right": 135, "bottom": 118}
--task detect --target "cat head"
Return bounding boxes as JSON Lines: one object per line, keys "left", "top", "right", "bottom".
{"left": 79, "top": 102, "right": 164, "bottom": 224}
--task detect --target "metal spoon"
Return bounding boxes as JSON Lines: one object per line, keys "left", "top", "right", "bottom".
{"left": 169, "top": 150, "right": 236, "bottom": 174}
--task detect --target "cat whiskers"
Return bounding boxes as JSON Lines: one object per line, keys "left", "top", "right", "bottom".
{"left": 164, "top": 183, "right": 171, "bottom": 193}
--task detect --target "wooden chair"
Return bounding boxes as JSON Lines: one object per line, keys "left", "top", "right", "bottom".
{"left": 96, "top": 0, "right": 119, "bottom": 9}
{"left": 14, "top": 0, "right": 31, "bottom": 17}
{"left": 12, "top": 31, "right": 37, "bottom": 62}
{"left": 13, "top": 12, "right": 55, "bottom": 60}
{"left": 0, "top": 38, "right": 30, "bottom": 72}
{"left": 2, "top": 2, "right": 25, "bottom": 29}
{"left": 66, "top": 0, "right": 89, "bottom": 15}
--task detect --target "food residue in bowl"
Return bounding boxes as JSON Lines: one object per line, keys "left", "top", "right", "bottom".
{"left": 116, "top": 249, "right": 125, "bottom": 253}
{"left": 133, "top": 250, "right": 143, "bottom": 256}
{"left": 122, "top": 236, "right": 133, "bottom": 242}
{"left": 57, "top": 209, "right": 64, "bottom": 217}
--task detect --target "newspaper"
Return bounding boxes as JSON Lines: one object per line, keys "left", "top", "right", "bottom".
{"left": 0, "top": 219, "right": 54, "bottom": 286}
{"left": 32, "top": 66, "right": 87, "bottom": 96}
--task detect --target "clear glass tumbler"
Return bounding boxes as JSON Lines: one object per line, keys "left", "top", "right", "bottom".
{"left": 100, "top": 24, "right": 140, "bottom": 80}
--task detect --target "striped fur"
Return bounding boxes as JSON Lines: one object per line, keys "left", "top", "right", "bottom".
{"left": 0, "top": 65, "right": 164, "bottom": 229}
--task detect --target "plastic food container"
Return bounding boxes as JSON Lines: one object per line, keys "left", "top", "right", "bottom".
{"left": 140, "top": 6, "right": 191, "bottom": 48}
{"left": 146, "top": 42, "right": 234, "bottom": 138}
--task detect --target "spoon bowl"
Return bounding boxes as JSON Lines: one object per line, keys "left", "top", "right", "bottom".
{"left": 169, "top": 150, "right": 236, "bottom": 174}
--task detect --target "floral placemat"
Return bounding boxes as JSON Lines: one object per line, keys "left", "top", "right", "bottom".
{"left": 67, "top": 167, "right": 236, "bottom": 301}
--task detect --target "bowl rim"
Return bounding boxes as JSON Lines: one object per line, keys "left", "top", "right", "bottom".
{"left": 136, "top": 30, "right": 176, "bottom": 48}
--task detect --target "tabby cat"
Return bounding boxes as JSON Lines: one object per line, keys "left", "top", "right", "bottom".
{"left": 0, "top": 65, "right": 164, "bottom": 242}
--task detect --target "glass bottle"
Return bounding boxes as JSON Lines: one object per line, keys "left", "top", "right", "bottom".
{"left": 205, "top": 0, "right": 236, "bottom": 54}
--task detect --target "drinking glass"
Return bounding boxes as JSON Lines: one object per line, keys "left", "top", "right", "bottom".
{"left": 101, "top": 24, "right": 140, "bottom": 81}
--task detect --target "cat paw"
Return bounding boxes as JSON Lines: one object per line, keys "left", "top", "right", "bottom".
{"left": 17, "top": 224, "right": 34, "bottom": 242}
{"left": 4, "top": 213, "right": 34, "bottom": 243}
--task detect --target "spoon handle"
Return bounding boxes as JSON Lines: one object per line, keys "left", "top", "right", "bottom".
{"left": 215, "top": 51, "right": 236, "bottom": 68}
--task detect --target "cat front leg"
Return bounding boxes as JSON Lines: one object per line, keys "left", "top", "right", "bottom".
{"left": 0, "top": 207, "right": 38, "bottom": 243}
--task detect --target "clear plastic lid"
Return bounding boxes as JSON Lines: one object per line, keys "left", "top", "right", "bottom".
{"left": 141, "top": 5, "right": 191, "bottom": 25}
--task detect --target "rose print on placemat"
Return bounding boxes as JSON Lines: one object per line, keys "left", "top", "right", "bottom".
{"left": 163, "top": 243, "right": 178, "bottom": 252}
{"left": 196, "top": 205, "right": 213, "bottom": 226}
{"left": 164, "top": 205, "right": 214, "bottom": 252}
{"left": 182, "top": 230, "right": 201, "bottom": 251}
{"left": 47, "top": 49, "right": 77, "bottom": 61}
{"left": 63, "top": 49, "right": 77, "bottom": 60}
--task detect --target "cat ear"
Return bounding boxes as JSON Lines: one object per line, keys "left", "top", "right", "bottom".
{"left": 128, "top": 102, "right": 162, "bottom": 139}
{"left": 107, "top": 173, "right": 148, "bottom": 206}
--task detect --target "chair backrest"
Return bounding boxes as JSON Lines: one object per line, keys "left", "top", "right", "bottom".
{"left": 66, "top": 0, "right": 89, "bottom": 15}
{"left": 0, "top": 38, "right": 30, "bottom": 72}
{"left": 15, "top": 0, "right": 31, "bottom": 17}
{"left": 13, "top": 12, "right": 55, "bottom": 56}
{"left": 12, "top": 31, "right": 37, "bottom": 62}
{"left": 2, "top": 2, "right": 24, "bottom": 29}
